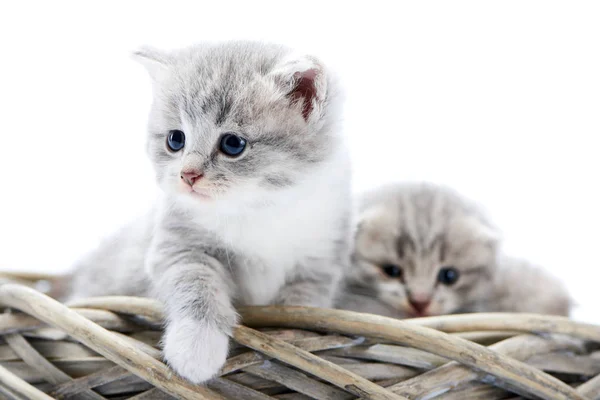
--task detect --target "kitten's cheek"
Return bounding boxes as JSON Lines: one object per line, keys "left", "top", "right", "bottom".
{"left": 162, "top": 317, "right": 230, "bottom": 383}
{"left": 427, "top": 302, "right": 444, "bottom": 316}
{"left": 176, "top": 178, "right": 192, "bottom": 193}
{"left": 399, "top": 298, "right": 412, "bottom": 312}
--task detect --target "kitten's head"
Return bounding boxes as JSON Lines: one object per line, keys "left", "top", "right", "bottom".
{"left": 134, "top": 41, "right": 342, "bottom": 207}
{"left": 349, "top": 183, "right": 499, "bottom": 317}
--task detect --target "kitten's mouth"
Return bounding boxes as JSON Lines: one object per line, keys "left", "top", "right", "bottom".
{"left": 191, "top": 187, "right": 213, "bottom": 199}
{"left": 404, "top": 306, "right": 435, "bottom": 318}
{"left": 406, "top": 309, "right": 428, "bottom": 318}
{"left": 181, "top": 185, "right": 213, "bottom": 200}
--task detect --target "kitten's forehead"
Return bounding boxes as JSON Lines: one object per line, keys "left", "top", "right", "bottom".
{"left": 356, "top": 183, "right": 498, "bottom": 267}
{"left": 160, "top": 42, "right": 290, "bottom": 128}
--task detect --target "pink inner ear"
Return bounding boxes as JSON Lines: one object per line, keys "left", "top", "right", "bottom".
{"left": 289, "top": 69, "right": 318, "bottom": 121}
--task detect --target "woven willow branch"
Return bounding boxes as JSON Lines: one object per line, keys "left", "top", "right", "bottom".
{"left": 66, "top": 296, "right": 598, "bottom": 400}
{"left": 0, "top": 363, "right": 54, "bottom": 400}
{"left": 0, "top": 284, "right": 224, "bottom": 400}
{"left": 239, "top": 306, "right": 590, "bottom": 400}
{"left": 1, "top": 283, "right": 599, "bottom": 400}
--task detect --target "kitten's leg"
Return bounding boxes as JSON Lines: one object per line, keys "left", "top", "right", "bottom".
{"left": 148, "top": 238, "right": 238, "bottom": 383}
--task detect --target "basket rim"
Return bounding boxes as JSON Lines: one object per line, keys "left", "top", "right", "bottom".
{"left": 1, "top": 279, "right": 599, "bottom": 400}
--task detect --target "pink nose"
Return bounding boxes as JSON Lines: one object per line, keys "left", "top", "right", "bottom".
{"left": 180, "top": 169, "right": 203, "bottom": 186}
{"left": 409, "top": 299, "right": 431, "bottom": 314}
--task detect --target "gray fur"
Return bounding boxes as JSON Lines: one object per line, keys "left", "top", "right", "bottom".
{"left": 468, "top": 255, "right": 573, "bottom": 316}
{"left": 67, "top": 41, "right": 352, "bottom": 383}
{"left": 337, "top": 182, "right": 572, "bottom": 318}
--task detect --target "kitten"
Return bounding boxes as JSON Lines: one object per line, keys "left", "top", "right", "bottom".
{"left": 337, "top": 182, "right": 571, "bottom": 318}
{"left": 66, "top": 41, "right": 352, "bottom": 383}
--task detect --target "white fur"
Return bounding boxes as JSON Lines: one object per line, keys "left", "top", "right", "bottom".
{"left": 183, "top": 147, "right": 351, "bottom": 305}
{"left": 162, "top": 317, "right": 230, "bottom": 383}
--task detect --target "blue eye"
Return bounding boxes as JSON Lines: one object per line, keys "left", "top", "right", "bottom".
{"left": 381, "top": 264, "right": 403, "bottom": 279}
{"left": 219, "top": 133, "right": 247, "bottom": 157}
{"left": 167, "top": 130, "right": 185, "bottom": 152}
{"left": 438, "top": 267, "right": 460, "bottom": 285}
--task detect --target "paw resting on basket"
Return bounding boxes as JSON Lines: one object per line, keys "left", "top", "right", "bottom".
{"left": 163, "top": 317, "right": 230, "bottom": 383}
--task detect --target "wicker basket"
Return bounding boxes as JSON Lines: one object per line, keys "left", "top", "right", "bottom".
{"left": 0, "top": 273, "right": 598, "bottom": 400}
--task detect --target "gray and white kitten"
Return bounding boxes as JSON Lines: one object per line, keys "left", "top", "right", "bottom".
{"left": 337, "top": 182, "right": 571, "bottom": 318}
{"left": 66, "top": 41, "right": 352, "bottom": 383}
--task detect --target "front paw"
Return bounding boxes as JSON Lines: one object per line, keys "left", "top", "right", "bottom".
{"left": 162, "top": 317, "right": 230, "bottom": 383}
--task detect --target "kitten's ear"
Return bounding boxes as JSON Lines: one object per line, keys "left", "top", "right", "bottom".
{"left": 132, "top": 46, "right": 172, "bottom": 81}
{"left": 455, "top": 216, "right": 501, "bottom": 247}
{"left": 353, "top": 205, "right": 396, "bottom": 262}
{"left": 475, "top": 220, "right": 500, "bottom": 246}
{"left": 355, "top": 205, "right": 397, "bottom": 240}
{"left": 270, "top": 55, "right": 328, "bottom": 122}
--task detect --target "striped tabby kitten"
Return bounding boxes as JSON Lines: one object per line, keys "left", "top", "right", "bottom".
{"left": 338, "top": 183, "right": 571, "bottom": 318}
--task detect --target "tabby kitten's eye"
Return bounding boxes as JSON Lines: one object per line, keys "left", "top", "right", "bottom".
{"left": 219, "top": 133, "right": 247, "bottom": 157}
{"left": 438, "top": 267, "right": 460, "bottom": 285}
{"left": 381, "top": 264, "right": 403, "bottom": 279}
{"left": 167, "top": 130, "right": 185, "bottom": 152}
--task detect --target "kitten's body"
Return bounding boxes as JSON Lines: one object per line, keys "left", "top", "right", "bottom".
{"left": 470, "top": 255, "right": 572, "bottom": 316}
{"left": 338, "top": 182, "right": 571, "bottom": 318}
{"left": 69, "top": 213, "right": 153, "bottom": 298}
{"left": 67, "top": 41, "right": 352, "bottom": 383}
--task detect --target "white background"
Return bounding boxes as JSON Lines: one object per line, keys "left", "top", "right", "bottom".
{"left": 0, "top": 1, "right": 598, "bottom": 323}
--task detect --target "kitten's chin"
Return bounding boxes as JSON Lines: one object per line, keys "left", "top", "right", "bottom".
{"left": 189, "top": 187, "right": 213, "bottom": 200}
{"left": 407, "top": 310, "right": 436, "bottom": 318}
{"left": 175, "top": 181, "right": 218, "bottom": 201}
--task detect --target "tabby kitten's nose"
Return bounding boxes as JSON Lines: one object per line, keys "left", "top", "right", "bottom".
{"left": 409, "top": 298, "right": 431, "bottom": 314}
{"left": 181, "top": 169, "right": 203, "bottom": 186}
